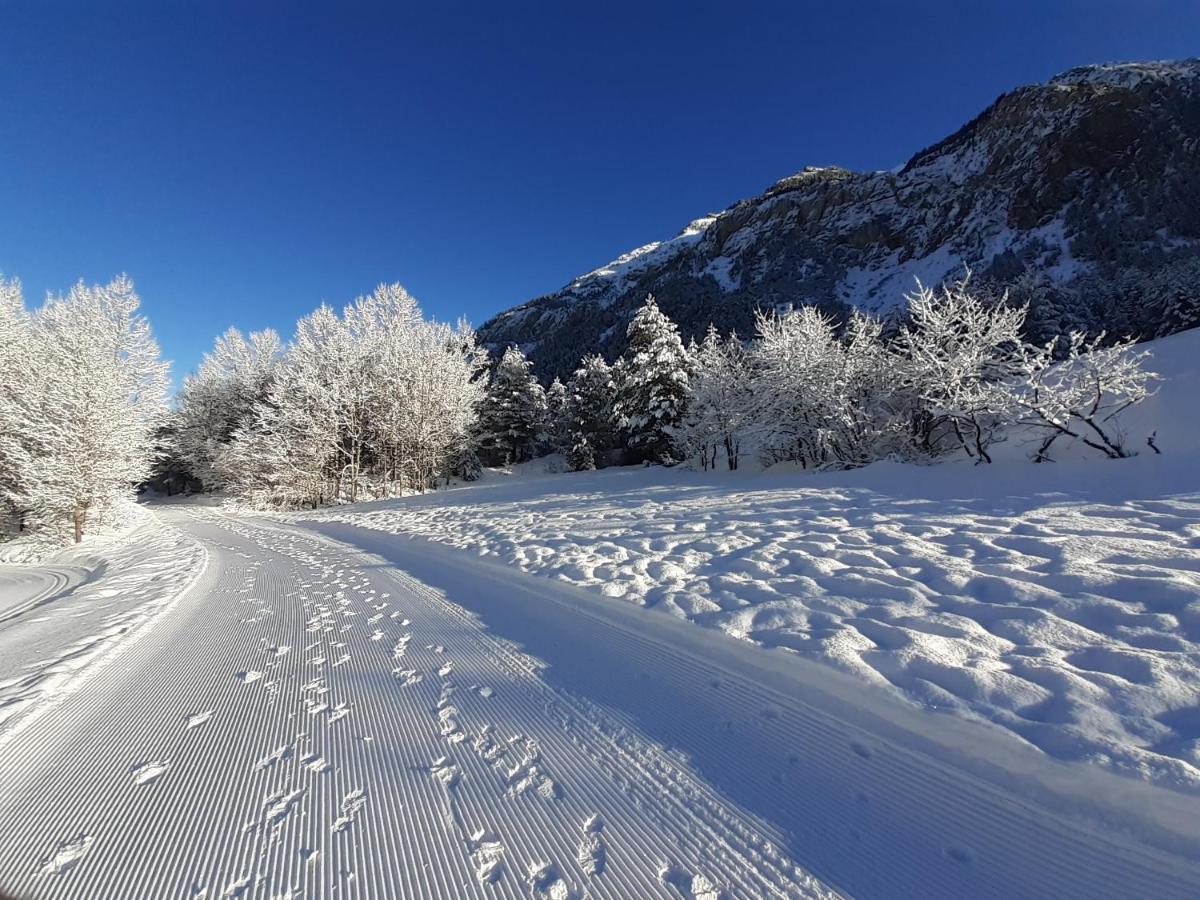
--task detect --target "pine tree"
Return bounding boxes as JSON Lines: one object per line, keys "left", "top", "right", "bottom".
{"left": 614, "top": 295, "right": 691, "bottom": 463}
{"left": 1150, "top": 257, "right": 1200, "bottom": 337}
{"left": 563, "top": 354, "right": 617, "bottom": 471}
{"left": 478, "top": 346, "right": 548, "bottom": 465}
{"left": 544, "top": 377, "right": 568, "bottom": 455}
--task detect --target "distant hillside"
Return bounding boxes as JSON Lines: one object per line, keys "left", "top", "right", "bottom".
{"left": 479, "top": 60, "right": 1200, "bottom": 380}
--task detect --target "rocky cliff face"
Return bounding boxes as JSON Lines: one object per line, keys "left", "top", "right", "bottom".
{"left": 479, "top": 60, "right": 1200, "bottom": 380}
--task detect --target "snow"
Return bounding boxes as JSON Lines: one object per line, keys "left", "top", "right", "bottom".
{"left": 1051, "top": 59, "right": 1200, "bottom": 91}
{"left": 0, "top": 507, "right": 206, "bottom": 748}
{"left": 301, "top": 329, "right": 1200, "bottom": 792}
{"left": 3, "top": 333, "right": 1200, "bottom": 895}
{"left": 568, "top": 216, "right": 718, "bottom": 303}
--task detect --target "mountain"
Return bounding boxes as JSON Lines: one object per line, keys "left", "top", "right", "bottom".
{"left": 478, "top": 60, "right": 1200, "bottom": 381}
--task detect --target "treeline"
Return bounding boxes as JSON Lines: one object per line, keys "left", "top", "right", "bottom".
{"left": 0, "top": 276, "right": 168, "bottom": 542}
{"left": 0, "top": 270, "right": 1159, "bottom": 541}
{"left": 172, "top": 284, "right": 484, "bottom": 508}
{"left": 480, "top": 279, "right": 1159, "bottom": 474}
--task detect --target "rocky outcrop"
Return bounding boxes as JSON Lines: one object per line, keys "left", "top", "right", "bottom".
{"left": 480, "top": 60, "right": 1200, "bottom": 380}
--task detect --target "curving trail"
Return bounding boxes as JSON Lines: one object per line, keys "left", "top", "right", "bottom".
{"left": 0, "top": 508, "right": 829, "bottom": 900}
{"left": 1, "top": 504, "right": 1197, "bottom": 899}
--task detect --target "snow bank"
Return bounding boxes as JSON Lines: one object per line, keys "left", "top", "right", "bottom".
{"left": 296, "top": 329, "right": 1200, "bottom": 791}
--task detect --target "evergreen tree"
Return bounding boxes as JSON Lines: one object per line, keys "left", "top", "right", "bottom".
{"left": 614, "top": 295, "right": 691, "bottom": 463}
{"left": 1150, "top": 256, "right": 1200, "bottom": 337}
{"left": 544, "top": 377, "right": 568, "bottom": 454}
{"left": 478, "top": 346, "right": 548, "bottom": 465}
{"left": 563, "top": 354, "right": 617, "bottom": 471}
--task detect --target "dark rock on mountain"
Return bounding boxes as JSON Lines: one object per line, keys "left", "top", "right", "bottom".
{"left": 479, "top": 60, "right": 1200, "bottom": 380}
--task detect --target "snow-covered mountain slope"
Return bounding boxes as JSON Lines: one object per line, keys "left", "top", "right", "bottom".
{"left": 480, "top": 59, "right": 1200, "bottom": 379}
{"left": 298, "top": 328, "right": 1200, "bottom": 793}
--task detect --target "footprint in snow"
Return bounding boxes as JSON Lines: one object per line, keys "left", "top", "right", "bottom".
{"left": 577, "top": 815, "right": 606, "bottom": 876}
{"left": 236, "top": 670, "right": 263, "bottom": 684}
{"left": 430, "top": 756, "right": 461, "bottom": 789}
{"left": 659, "top": 864, "right": 722, "bottom": 900}
{"left": 331, "top": 789, "right": 367, "bottom": 833}
{"left": 185, "top": 710, "right": 214, "bottom": 729}
{"left": 468, "top": 829, "right": 505, "bottom": 885}
{"left": 393, "top": 668, "right": 424, "bottom": 686}
{"left": 39, "top": 833, "right": 95, "bottom": 876}
{"left": 527, "top": 860, "right": 574, "bottom": 899}
{"left": 130, "top": 761, "right": 169, "bottom": 785}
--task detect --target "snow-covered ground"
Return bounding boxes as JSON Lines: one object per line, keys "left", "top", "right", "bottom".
{"left": 3, "top": 502, "right": 1198, "bottom": 899}
{"left": 0, "top": 510, "right": 205, "bottom": 748}
{"left": 298, "top": 330, "right": 1200, "bottom": 793}
{"left": 2, "top": 331, "right": 1198, "bottom": 898}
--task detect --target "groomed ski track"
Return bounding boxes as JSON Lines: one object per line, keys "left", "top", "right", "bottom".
{"left": 0, "top": 505, "right": 1196, "bottom": 899}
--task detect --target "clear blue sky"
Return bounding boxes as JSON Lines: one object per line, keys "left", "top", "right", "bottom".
{"left": 2, "top": 1, "right": 1198, "bottom": 382}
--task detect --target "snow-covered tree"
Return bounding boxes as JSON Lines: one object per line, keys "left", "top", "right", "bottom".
{"left": 543, "top": 377, "right": 568, "bottom": 455}
{"left": 673, "top": 326, "right": 754, "bottom": 470}
{"left": 19, "top": 277, "right": 169, "bottom": 541}
{"left": 895, "top": 276, "right": 1027, "bottom": 463}
{"left": 175, "top": 326, "right": 281, "bottom": 489}
{"left": 563, "top": 354, "right": 618, "bottom": 471}
{"left": 750, "top": 308, "right": 912, "bottom": 469}
{"left": 0, "top": 277, "right": 34, "bottom": 524}
{"left": 1007, "top": 332, "right": 1158, "bottom": 461}
{"left": 216, "top": 285, "right": 485, "bottom": 507}
{"left": 614, "top": 295, "right": 691, "bottom": 463}
{"left": 1149, "top": 257, "right": 1200, "bottom": 337}
{"left": 478, "top": 346, "right": 547, "bottom": 465}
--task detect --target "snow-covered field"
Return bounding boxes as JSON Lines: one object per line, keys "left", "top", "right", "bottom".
{"left": 298, "top": 330, "right": 1200, "bottom": 792}
{"left": 3, "top": 501, "right": 1198, "bottom": 899}
{"left": 2, "top": 331, "right": 1199, "bottom": 898}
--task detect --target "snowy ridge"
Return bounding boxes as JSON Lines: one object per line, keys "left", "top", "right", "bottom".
{"left": 1050, "top": 58, "right": 1200, "bottom": 89}
{"left": 478, "top": 58, "right": 1200, "bottom": 380}
{"left": 567, "top": 215, "right": 718, "bottom": 303}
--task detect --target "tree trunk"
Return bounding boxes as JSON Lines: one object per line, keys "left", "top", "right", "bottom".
{"left": 73, "top": 505, "right": 85, "bottom": 543}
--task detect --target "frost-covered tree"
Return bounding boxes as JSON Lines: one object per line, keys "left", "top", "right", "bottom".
{"left": 0, "top": 277, "right": 34, "bottom": 524}
{"left": 895, "top": 277, "right": 1027, "bottom": 463}
{"left": 543, "top": 377, "right": 568, "bottom": 455}
{"left": 751, "top": 309, "right": 913, "bottom": 469}
{"left": 1007, "top": 333, "right": 1158, "bottom": 461}
{"left": 175, "top": 326, "right": 281, "bottom": 489}
{"left": 478, "top": 346, "right": 547, "bottom": 465}
{"left": 1149, "top": 257, "right": 1200, "bottom": 337}
{"left": 20, "top": 277, "right": 169, "bottom": 541}
{"left": 614, "top": 295, "right": 691, "bottom": 463}
{"left": 215, "top": 285, "right": 485, "bottom": 507}
{"left": 673, "top": 326, "right": 754, "bottom": 470}
{"left": 563, "top": 354, "right": 617, "bottom": 471}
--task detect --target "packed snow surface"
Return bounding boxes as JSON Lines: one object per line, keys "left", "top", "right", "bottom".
{"left": 301, "top": 331, "right": 1200, "bottom": 792}
{"left": 0, "top": 516, "right": 205, "bottom": 747}
{"left": 4, "top": 503, "right": 1199, "bottom": 898}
